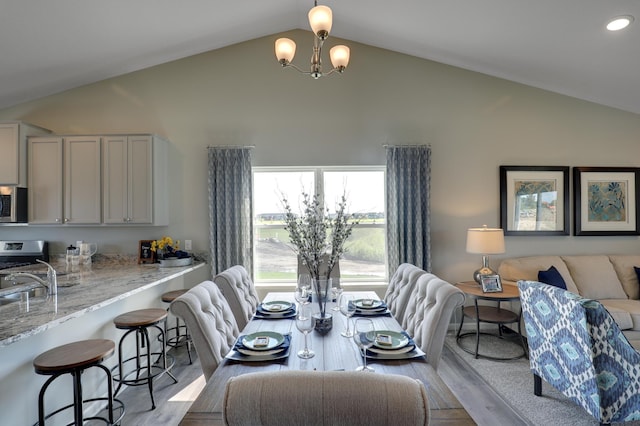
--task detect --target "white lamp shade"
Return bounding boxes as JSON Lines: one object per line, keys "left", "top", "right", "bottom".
{"left": 330, "top": 45, "right": 350, "bottom": 69}
{"left": 466, "top": 227, "right": 505, "bottom": 254}
{"left": 308, "top": 5, "right": 332, "bottom": 37}
{"left": 275, "top": 38, "right": 296, "bottom": 63}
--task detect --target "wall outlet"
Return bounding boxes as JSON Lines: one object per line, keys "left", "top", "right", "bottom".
{"left": 184, "top": 240, "right": 192, "bottom": 251}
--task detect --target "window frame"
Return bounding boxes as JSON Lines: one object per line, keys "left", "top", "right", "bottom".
{"left": 252, "top": 165, "right": 388, "bottom": 285}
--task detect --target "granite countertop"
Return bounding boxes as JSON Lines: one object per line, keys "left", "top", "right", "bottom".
{"left": 0, "top": 259, "right": 207, "bottom": 347}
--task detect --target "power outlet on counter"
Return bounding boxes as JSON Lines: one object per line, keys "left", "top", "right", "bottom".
{"left": 185, "top": 240, "right": 192, "bottom": 251}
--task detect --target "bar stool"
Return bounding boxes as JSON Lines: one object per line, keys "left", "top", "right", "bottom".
{"left": 111, "top": 308, "right": 177, "bottom": 410}
{"left": 161, "top": 289, "right": 193, "bottom": 364}
{"left": 33, "top": 339, "right": 125, "bottom": 425}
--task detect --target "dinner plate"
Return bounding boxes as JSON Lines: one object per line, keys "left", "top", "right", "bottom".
{"left": 242, "top": 331, "right": 285, "bottom": 351}
{"left": 364, "top": 346, "right": 426, "bottom": 360}
{"left": 236, "top": 347, "right": 286, "bottom": 356}
{"left": 261, "top": 301, "right": 293, "bottom": 312}
{"left": 226, "top": 344, "right": 291, "bottom": 362}
{"left": 367, "top": 345, "right": 416, "bottom": 355}
{"left": 353, "top": 299, "right": 383, "bottom": 310}
{"left": 373, "top": 330, "right": 409, "bottom": 349}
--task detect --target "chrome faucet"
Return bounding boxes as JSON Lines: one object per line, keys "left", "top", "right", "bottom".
{"left": 6, "top": 259, "right": 57, "bottom": 296}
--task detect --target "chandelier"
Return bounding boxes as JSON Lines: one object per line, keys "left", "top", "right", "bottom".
{"left": 274, "top": 1, "right": 350, "bottom": 79}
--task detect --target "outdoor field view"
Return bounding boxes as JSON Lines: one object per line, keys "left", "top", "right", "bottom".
{"left": 253, "top": 169, "right": 387, "bottom": 282}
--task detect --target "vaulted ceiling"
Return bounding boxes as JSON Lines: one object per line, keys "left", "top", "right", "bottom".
{"left": 2, "top": 0, "right": 639, "bottom": 114}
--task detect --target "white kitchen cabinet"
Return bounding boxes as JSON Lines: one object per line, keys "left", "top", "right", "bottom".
{"left": 28, "top": 136, "right": 101, "bottom": 224}
{"left": 102, "top": 134, "right": 168, "bottom": 225}
{"left": 0, "top": 121, "right": 50, "bottom": 186}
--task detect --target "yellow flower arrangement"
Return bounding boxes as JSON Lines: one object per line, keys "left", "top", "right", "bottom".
{"left": 150, "top": 236, "right": 180, "bottom": 257}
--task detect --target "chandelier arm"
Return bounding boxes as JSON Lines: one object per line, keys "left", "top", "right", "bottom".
{"left": 282, "top": 63, "right": 312, "bottom": 75}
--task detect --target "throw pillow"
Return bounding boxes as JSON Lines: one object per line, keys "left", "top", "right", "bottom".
{"left": 635, "top": 266, "right": 640, "bottom": 285}
{"left": 538, "top": 266, "right": 567, "bottom": 290}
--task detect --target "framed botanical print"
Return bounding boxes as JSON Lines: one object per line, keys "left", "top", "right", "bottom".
{"left": 574, "top": 167, "right": 640, "bottom": 236}
{"left": 500, "top": 166, "right": 570, "bottom": 236}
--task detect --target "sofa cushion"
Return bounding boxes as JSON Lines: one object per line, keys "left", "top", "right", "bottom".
{"left": 608, "top": 255, "right": 640, "bottom": 299}
{"left": 600, "top": 299, "right": 639, "bottom": 330}
{"left": 498, "top": 256, "right": 579, "bottom": 294}
{"left": 538, "top": 266, "right": 567, "bottom": 290}
{"left": 561, "top": 256, "right": 627, "bottom": 300}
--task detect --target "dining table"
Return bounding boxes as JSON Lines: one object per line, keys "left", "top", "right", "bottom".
{"left": 179, "top": 291, "right": 475, "bottom": 425}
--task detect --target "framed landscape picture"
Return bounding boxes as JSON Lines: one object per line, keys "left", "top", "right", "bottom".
{"left": 574, "top": 167, "right": 640, "bottom": 236}
{"left": 500, "top": 166, "right": 570, "bottom": 236}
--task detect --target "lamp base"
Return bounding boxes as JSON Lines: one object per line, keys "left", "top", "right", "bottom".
{"left": 473, "top": 266, "right": 497, "bottom": 284}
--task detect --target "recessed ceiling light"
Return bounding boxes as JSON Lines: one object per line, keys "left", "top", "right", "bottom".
{"left": 606, "top": 15, "right": 634, "bottom": 31}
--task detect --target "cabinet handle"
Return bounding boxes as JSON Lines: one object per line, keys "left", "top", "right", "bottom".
{"left": 64, "top": 218, "right": 69, "bottom": 223}
{"left": 55, "top": 218, "right": 61, "bottom": 223}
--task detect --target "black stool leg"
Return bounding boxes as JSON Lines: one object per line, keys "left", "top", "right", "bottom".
{"left": 96, "top": 363, "right": 116, "bottom": 424}
{"left": 72, "top": 369, "right": 84, "bottom": 425}
{"left": 38, "top": 374, "right": 59, "bottom": 425}
{"left": 140, "top": 326, "right": 156, "bottom": 410}
{"left": 156, "top": 323, "right": 178, "bottom": 384}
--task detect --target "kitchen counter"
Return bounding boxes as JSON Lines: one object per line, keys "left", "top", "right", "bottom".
{"left": 0, "top": 259, "right": 207, "bottom": 347}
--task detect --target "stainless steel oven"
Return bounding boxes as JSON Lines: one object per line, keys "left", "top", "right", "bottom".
{"left": 0, "top": 186, "right": 27, "bottom": 223}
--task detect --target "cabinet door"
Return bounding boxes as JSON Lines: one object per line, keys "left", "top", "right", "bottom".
{"left": 64, "top": 136, "right": 101, "bottom": 224}
{"left": 102, "top": 135, "right": 129, "bottom": 223}
{"left": 0, "top": 123, "right": 19, "bottom": 185}
{"left": 127, "top": 135, "right": 153, "bottom": 223}
{"left": 28, "top": 137, "right": 63, "bottom": 224}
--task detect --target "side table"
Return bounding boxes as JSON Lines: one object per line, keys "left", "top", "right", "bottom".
{"left": 455, "top": 281, "right": 528, "bottom": 361}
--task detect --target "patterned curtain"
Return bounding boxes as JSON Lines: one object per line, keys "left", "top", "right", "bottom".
{"left": 207, "top": 147, "right": 253, "bottom": 277}
{"left": 386, "top": 145, "right": 431, "bottom": 273}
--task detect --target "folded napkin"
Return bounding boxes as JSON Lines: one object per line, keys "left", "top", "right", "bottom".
{"left": 234, "top": 333, "right": 291, "bottom": 357}
{"left": 365, "top": 331, "right": 416, "bottom": 356}
{"left": 254, "top": 304, "right": 297, "bottom": 320}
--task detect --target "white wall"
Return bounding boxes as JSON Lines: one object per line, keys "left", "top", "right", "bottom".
{"left": 1, "top": 30, "right": 639, "bottom": 284}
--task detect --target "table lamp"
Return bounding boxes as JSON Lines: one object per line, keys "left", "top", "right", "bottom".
{"left": 466, "top": 225, "right": 505, "bottom": 284}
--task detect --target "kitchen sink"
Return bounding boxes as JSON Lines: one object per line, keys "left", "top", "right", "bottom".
{"left": 0, "top": 286, "right": 48, "bottom": 306}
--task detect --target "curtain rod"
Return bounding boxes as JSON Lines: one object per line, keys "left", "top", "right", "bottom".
{"left": 382, "top": 143, "right": 431, "bottom": 148}
{"left": 206, "top": 145, "right": 255, "bottom": 149}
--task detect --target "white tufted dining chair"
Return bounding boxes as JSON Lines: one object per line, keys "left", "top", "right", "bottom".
{"left": 404, "top": 273, "right": 465, "bottom": 371}
{"left": 169, "top": 280, "right": 239, "bottom": 381}
{"left": 383, "top": 263, "right": 427, "bottom": 326}
{"left": 222, "top": 370, "right": 430, "bottom": 426}
{"left": 213, "top": 265, "right": 260, "bottom": 330}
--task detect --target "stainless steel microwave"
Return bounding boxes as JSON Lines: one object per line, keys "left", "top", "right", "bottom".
{"left": 0, "top": 186, "right": 27, "bottom": 223}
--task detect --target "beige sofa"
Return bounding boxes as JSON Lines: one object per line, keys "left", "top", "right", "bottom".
{"left": 499, "top": 255, "right": 640, "bottom": 343}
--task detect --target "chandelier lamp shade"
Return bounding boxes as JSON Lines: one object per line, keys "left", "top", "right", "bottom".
{"left": 275, "top": 2, "right": 350, "bottom": 79}
{"left": 466, "top": 225, "right": 505, "bottom": 284}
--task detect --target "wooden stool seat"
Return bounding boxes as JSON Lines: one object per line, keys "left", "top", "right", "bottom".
{"left": 34, "top": 339, "right": 114, "bottom": 375}
{"left": 33, "top": 339, "right": 124, "bottom": 425}
{"left": 161, "top": 289, "right": 187, "bottom": 303}
{"left": 113, "top": 308, "right": 167, "bottom": 329}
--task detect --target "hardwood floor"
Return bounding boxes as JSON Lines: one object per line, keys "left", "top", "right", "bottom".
{"left": 115, "top": 344, "right": 205, "bottom": 425}
{"left": 117, "top": 331, "right": 525, "bottom": 426}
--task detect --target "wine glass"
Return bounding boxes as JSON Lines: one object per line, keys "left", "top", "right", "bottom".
{"left": 331, "top": 285, "right": 343, "bottom": 312}
{"left": 294, "top": 286, "right": 309, "bottom": 314}
{"left": 353, "top": 318, "right": 376, "bottom": 372}
{"left": 295, "top": 274, "right": 311, "bottom": 306}
{"left": 296, "top": 305, "right": 315, "bottom": 359}
{"left": 340, "top": 294, "right": 356, "bottom": 338}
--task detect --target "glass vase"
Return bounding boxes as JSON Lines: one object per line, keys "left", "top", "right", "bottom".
{"left": 311, "top": 278, "right": 333, "bottom": 335}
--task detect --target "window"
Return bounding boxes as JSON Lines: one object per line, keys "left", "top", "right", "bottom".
{"left": 253, "top": 167, "right": 386, "bottom": 284}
